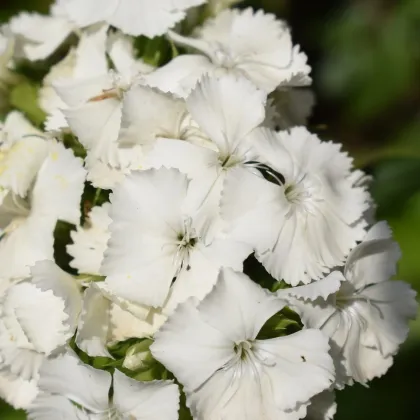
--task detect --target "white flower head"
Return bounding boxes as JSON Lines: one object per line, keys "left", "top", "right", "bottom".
{"left": 101, "top": 168, "right": 251, "bottom": 313}
{"left": 151, "top": 268, "right": 335, "bottom": 420}
{"left": 0, "top": 261, "right": 82, "bottom": 381}
{"left": 144, "top": 74, "right": 267, "bottom": 233}
{"left": 28, "top": 350, "right": 180, "bottom": 420}
{"left": 282, "top": 222, "right": 418, "bottom": 384}
{"left": 221, "top": 126, "right": 370, "bottom": 285}
{"left": 146, "top": 8, "right": 311, "bottom": 97}
{"left": 62, "top": 0, "right": 206, "bottom": 37}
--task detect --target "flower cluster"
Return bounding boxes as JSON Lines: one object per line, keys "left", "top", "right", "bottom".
{"left": 0, "top": 1, "right": 417, "bottom": 419}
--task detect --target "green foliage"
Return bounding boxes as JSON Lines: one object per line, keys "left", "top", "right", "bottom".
{"left": 257, "top": 310, "right": 302, "bottom": 340}
{"left": 9, "top": 82, "right": 46, "bottom": 126}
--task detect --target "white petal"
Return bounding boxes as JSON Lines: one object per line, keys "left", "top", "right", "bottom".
{"left": 278, "top": 271, "right": 345, "bottom": 302}
{"left": 118, "top": 84, "right": 186, "bottom": 147}
{"left": 199, "top": 268, "right": 285, "bottom": 342}
{"left": 346, "top": 344, "right": 393, "bottom": 384}
{"left": 186, "top": 368, "right": 263, "bottom": 420}
{"left": 0, "top": 372, "right": 39, "bottom": 410}
{"left": 72, "top": 24, "right": 109, "bottom": 79}
{"left": 38, "top": 351, "right": 111, "bottom": 413}
{"left": 144, "top": 138, "right": 218, "bottom": 177}
{"left": 41, "top": 24, "right": 109, "bottom": 120}
{"left": 221, "top": 167, "right": 285, "bottom": 252}
{"left": 186, "top": 74, "right": 266, "bottom": 157}
{"left": 345, "top": 221, "right": 401, "bottom": 289}
{"left": 0, "top": 213, "right": 56, "bottom": 280}
{"left": 0, "top": 111, "right": 48, "bottom": 197}
{"left": 108, "top": 0, "right": 206, "bottom": 37}
{"left": 84, "top": 154, "right": 127, "bottom": 189}
{"left": 75, "top": 284, "right": 112, "bottom": 358}
{"left": 96, "top": 282, "right": 156, "bottom": 321}
{"left": 186, "top": 366, "right": 309, "bottom": 420}
{"left": 0, "top": 282, "right": 69, "bottom": 364}
{"left": 62, "top": 0, "right": 116, "bottom": 28}
{"left": 107, "top": 30, "right": 153, "bottom": 75}
{"left": 54, "top": 73, "right": 114, "bottom": 108}
{"left": 109, "top": 302, "right": 166, "bottom": 342}
{"left": 30, "top": 260, "right": 82, "bottom": 331}
{"left": 144, "top": 54, "right": 212, "bottom": 98}
{"left": 102, "top": 168, "right": 189, "bottom": 307}
{"left": 358, "top": 280, "right": 417, "bottom": 357}
{"left": 63, "top": 98, "right": 122, "bottom": 166}
{"left": 151, "top": 299, "right": 233, "bottom": 392}
{"left": 254, "top": 329, "right": 335, "bottom": 411}
{"left": 31, "top": 140, "right": 86, "bottom": 225}
{"left": 163, "top": 246, "right": 221, "bottom": 315}
{"left": 67, "top": 203, "right": 112, "bottom": 275}
{"left": 9, "top": 12, "right": 73, "bottom": 60}
{"left": 63, "top": 0, "right": 205, "bottom": 37}
{"left": 113, "top": 370, "right": 180, "bottom": 420}
{"left": 28, "top": 392, "right": 90, "bottom": 420}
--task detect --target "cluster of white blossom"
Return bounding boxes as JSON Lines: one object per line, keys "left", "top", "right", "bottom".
{"left": 0, "top": 1, "right": 417, "bottom": 419}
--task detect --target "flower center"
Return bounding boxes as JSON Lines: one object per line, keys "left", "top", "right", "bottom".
{"left": 233, "top": 340, "right": 254, "bottom": 360}
{"left": 283, "top": 174, "right": 323, "bottom": 216}
{"left": 219, "top": 153, "right": 244, "bottom": 169}
{"left": 212, "top": 47, "right": 237, "bottom": 70}
{"left": 177, "top": 112, "right": 213, "bottom": 148}
{"left": 172, "top": 218, "right": 199, "bottom": 275}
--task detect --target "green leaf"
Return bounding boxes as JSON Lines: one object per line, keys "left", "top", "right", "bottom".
{"left": 10, "top": 81, "right": 46, "bottom": 126}
{"left": 257, "top": 310, "right": 302, "bottom": 340}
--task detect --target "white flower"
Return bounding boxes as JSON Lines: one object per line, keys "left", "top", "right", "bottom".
{"left": 28, "top": 350, "right": 180, "bottom": 420}
{"left": 144, "top": 74, "right": 266, "bottom": 233}
{"left": 0, "top": 261, "right": 82, "bottom": 381}
{"left": 101, "top": 168, "right": 251, "bottom": 313}
{"left": 75, "top": 282, "right": 166, "bottom": 358}
{"left": 67, "top": 203, "right": 112, "bottom": 276}
{"left": 0, "top": 140, "right": 86, "bottom": 280}
{"left": 0, "top": 111, "right": 48, "bottom": 197}
{"left": 151, "top": 268, "right": 335, "bottom": 420}
{"left": 9, "top": 1, "right": 75, "bottom": 61}
{"left": 62, "top": 0, "right": 206, "bottom": 37}
{"left": 283, "top": 222, "right": 418, "bottom": 384}
{"left": 221, "top": 127, "right": 370, "bottom": 285}
{"left": 146, "top": 8, "right": 311, "bottom": 97}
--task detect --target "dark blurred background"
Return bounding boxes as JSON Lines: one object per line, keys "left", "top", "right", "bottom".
{"left": 1, "top": 0, "right": 419, "bottom": 419}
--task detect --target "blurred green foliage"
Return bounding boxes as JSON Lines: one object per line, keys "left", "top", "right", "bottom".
{"left": 1, "top": 0, "right": 419, "bottom": 419}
